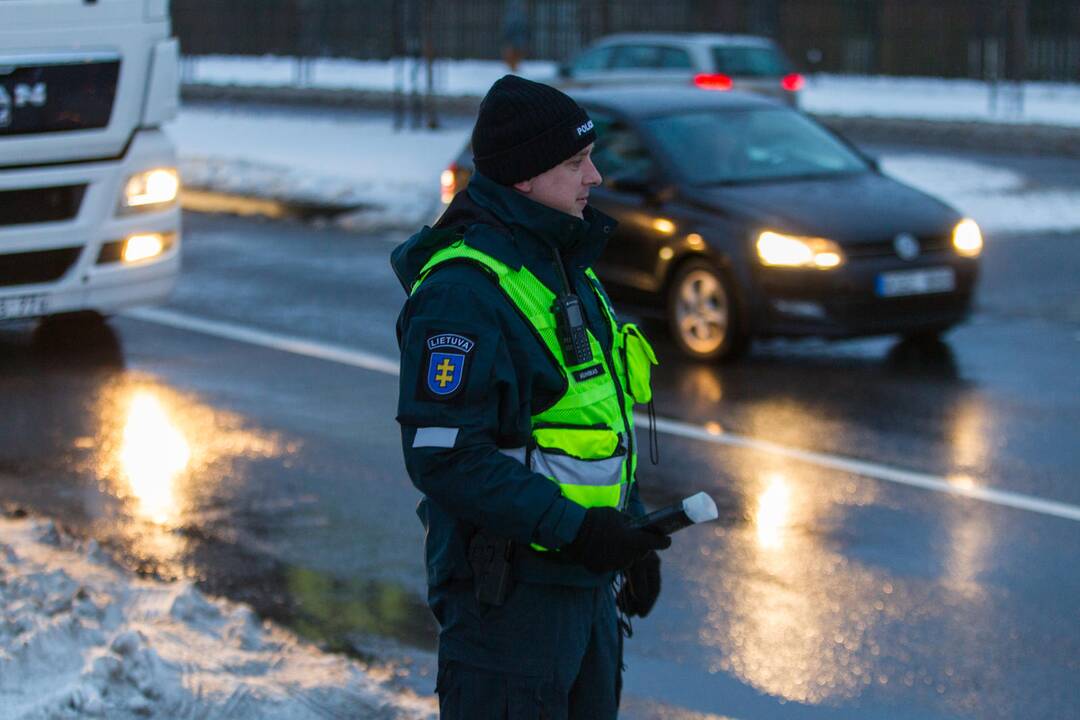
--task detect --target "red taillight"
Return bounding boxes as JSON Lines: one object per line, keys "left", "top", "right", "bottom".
{"left": 782, "top": 73, "right": 805, "bottom": 92}
{"left": 693, "top": 73, "right": 733, "bottom": 91}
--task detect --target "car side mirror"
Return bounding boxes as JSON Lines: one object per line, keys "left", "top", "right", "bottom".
{"left": 862, "top": 153, "right": 881, "bottom": 172}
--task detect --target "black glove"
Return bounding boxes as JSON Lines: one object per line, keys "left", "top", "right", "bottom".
{"left": 563, "top": 507, "right": 671, "bottom": 575}
{"left": 616, "top": 550, "right": 661, "bottom": 618}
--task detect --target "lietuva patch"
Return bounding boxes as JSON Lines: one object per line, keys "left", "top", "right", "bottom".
{"left": 572, "top": 364, "right": 605, "bottom": 382}
{"left": 422, "top": 332, "right": 475, "bottom": 400}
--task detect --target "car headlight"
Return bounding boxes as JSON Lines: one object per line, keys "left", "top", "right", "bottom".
{"left": 952, "top": 218, "right": 983, "bottom": 257}
{"left": 121, "top": 167, "right": 180, "bottom": 211}
{"left": 756, "top": 231, "right": 845, "bottom": 269}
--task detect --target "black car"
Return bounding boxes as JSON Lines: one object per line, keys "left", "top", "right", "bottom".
{"left": 439, "top": 87, "right": 982, "bottom": 361}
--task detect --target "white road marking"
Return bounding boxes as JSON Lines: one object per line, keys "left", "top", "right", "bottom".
{"left": 650, "top": 417, "right": 1080, "bottom": 523}
{"left": 126, "top": 306, "right": 1080, "bottom": 524}
{"left": 125, "top": 307, "right": 399, "bottom": 376}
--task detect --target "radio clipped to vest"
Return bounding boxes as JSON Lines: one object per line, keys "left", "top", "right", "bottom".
{"left": 552, "top": 294, "right": 593, "bottom": 366}
{"left": 550, "top": 244, "right": 594, "bottom": 367}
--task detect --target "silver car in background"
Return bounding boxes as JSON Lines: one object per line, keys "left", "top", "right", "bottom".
{"left": 557, "top": 32, "right": 804, "bottom": 107}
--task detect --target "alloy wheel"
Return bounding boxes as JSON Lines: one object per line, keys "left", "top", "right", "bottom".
{"left": 674, "top": 268, "right": 729, "bottom": 356}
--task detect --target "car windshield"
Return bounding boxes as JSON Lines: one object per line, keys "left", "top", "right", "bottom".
{"left": 711, "top": 46, "right": 791, "bottom": 77}
{"left": 645, "top": 108, "right": 870, "bottom": 185}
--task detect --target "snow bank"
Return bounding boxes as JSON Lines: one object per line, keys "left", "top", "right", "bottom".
{"left": 0, "top": 517, "right": 435, "bottom": 720}
{"left": 168, "top": 105, "right": 1080, "bottom": 235}
{"left": 185, "top": 55, "right": 558, "bottom": 95}
{"left": 802, "top": 74, "right": 1080, "bottom": 128}
{"left": 169, "top": 62, "right": 1080, "bottom": 235}
{"left": 184, "top": 55, "right": 1080, "bottom": 127}
{"left": 168, "top": 107, "right": 469, "bottom": 231}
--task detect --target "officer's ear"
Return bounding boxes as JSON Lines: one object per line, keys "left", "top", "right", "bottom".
{"left": 512, "top": 177, "right": 534, "bottom": 194}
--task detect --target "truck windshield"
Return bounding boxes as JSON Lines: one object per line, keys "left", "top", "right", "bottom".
{"left": 646, "top": 108, "right": 870, "bottom": 185}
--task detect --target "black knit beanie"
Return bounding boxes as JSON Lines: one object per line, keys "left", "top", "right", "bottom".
{"left": 471, "top": 75, "right": 596, "bottom": 185}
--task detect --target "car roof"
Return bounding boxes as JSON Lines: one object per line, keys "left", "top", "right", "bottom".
{"left": 567, "top": 86, "right": 782, "bottom": 118}
{"left": 590, "top": 32, "right": 777, "bottom": 49}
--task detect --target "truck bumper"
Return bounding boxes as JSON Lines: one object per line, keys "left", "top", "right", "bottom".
{"left": 0, "top": 128, "right": 181, "bottom": 322}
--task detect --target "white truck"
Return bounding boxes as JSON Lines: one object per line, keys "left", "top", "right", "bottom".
{"left": 0, "top": 0, "right": 180, "bottom": 326}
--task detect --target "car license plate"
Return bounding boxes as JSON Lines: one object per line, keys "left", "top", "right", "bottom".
{"left": 876, "top": 267, "right": 956, "bottom": 297}
{"left": 0, "top": 293, "right": 48, "bottom": 321}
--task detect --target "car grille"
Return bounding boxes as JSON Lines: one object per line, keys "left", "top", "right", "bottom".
{"left": 0, "top": 246, "right": 82, "bottom": 287}
{"left": 0, "top": 184, "right": 86, "bottom": 226}
{"left": 845, "top": 233, "right": 952, "bottom": 259}
{"left": 0, "top": 57, "right": 120, "bottom": 136}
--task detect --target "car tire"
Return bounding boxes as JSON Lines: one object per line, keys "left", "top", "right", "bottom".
{"left": 666, "top": 258, "right": 748, "bottom": 362}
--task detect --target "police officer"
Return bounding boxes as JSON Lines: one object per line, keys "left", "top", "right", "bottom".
{"left": 392, "top": 75, "right": 669, "bottom": 719}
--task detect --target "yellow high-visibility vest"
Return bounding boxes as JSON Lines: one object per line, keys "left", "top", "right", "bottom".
{"left": 413, "top": 239, "right": 658, "bottom": 549}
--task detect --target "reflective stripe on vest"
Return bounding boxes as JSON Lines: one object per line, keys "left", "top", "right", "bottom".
{"left": 415, "top": 240, "right": 638, "bottom": 549}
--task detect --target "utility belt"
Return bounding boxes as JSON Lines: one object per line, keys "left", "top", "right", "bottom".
{"left": 467, "top": 530, "right": 612, "bottom": 607}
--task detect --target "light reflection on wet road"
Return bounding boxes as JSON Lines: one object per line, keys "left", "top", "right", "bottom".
{"left": 2, "top": 207, "right": 1079, "bottom": 718}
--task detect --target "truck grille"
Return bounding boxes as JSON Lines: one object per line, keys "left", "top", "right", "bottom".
{"left": 0, "top": 246, "right": 81, "bottom": 287}
{"left": 0, "top": 56, "right": 120, "bottom": 136}
{"left": 0, "top": 184, "right": 86, "bottom": 226}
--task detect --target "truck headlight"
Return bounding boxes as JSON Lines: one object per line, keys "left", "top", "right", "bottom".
{"left": 121, "top": 168, "right": 179, "bottom": 211}
{"left": 952, "top": 218, "right": 983, "bottom": 257}
{"left": 123, "top": 234, "right": 166, "bottom": 263}
{"left": 96, "top": 233, "right": 176, "bottom": 265}
{"left": 756, "top": 231, "right": 845, "bottom": 269}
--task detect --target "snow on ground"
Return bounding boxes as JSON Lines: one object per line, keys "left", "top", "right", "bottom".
{"left": 168, "top": 105, "right": 1080, "bottom": 235}
{"left": 879, "top": 156, "right": 1080, "bottom": 236}
{"left": 0, "top": 516, "right": 435, "bottom": 720}
{"left": 184, "top": 55, "right": 1080, "bottom": 128}
{"left": 801, "top": 74, "right": 1080, "bottom": 127}
{"left": 184, "top": 55, "right": 558, "bottom": 97}
{"left": 167, "top": 107, "right": 470, "bottom": 231}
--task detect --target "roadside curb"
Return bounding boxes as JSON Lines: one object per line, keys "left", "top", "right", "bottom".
{"left": 181, "top": 82, "right": 1080, "bottom": 158}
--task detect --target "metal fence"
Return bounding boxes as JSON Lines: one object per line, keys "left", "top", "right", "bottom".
{"left": 171, "top": 0, "right": 1080, "bottom": 82}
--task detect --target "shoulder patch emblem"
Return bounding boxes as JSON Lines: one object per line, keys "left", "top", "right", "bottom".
{"left": 423, "top": 332, "right": 475, "bottom": 399}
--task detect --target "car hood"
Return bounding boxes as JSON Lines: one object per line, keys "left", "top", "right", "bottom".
{"left": 683, "top": 171, "right": 960, "bottom": 244}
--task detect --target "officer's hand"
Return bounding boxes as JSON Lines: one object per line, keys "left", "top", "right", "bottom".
{"left": 616, "top": 550, "right": 661, "bottom": 618}
{"left": 564, "top": 507, "right": 671, "bottom": 575}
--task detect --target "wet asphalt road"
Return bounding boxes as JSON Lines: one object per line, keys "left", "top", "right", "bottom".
{"left": 3, "top": 150, "right": 1080, "bottom": 718}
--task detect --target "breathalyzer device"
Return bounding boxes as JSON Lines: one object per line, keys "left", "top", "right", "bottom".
{"left": 629, "top": 492, "right": 719, "bottom": 535}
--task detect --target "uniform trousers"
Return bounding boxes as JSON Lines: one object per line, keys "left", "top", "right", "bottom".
{"left": 431, "top": 580, "right": 621, "bottom": 719}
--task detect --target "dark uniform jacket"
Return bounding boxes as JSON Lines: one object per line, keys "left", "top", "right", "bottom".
{"left": 392, "top": 172, "right": 646, "bottom": 590}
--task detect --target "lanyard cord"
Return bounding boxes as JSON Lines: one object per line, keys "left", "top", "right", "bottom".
{"left": 647, "top": 398, "right": 660, "bottom": 465}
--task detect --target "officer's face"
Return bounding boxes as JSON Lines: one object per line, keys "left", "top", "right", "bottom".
{"left": 513, "top": 144, "right": 602, "bottom": 219}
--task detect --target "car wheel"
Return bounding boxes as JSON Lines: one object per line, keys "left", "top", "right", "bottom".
{"left": 666, "top": 259, "right": 747, "bottom": 362}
